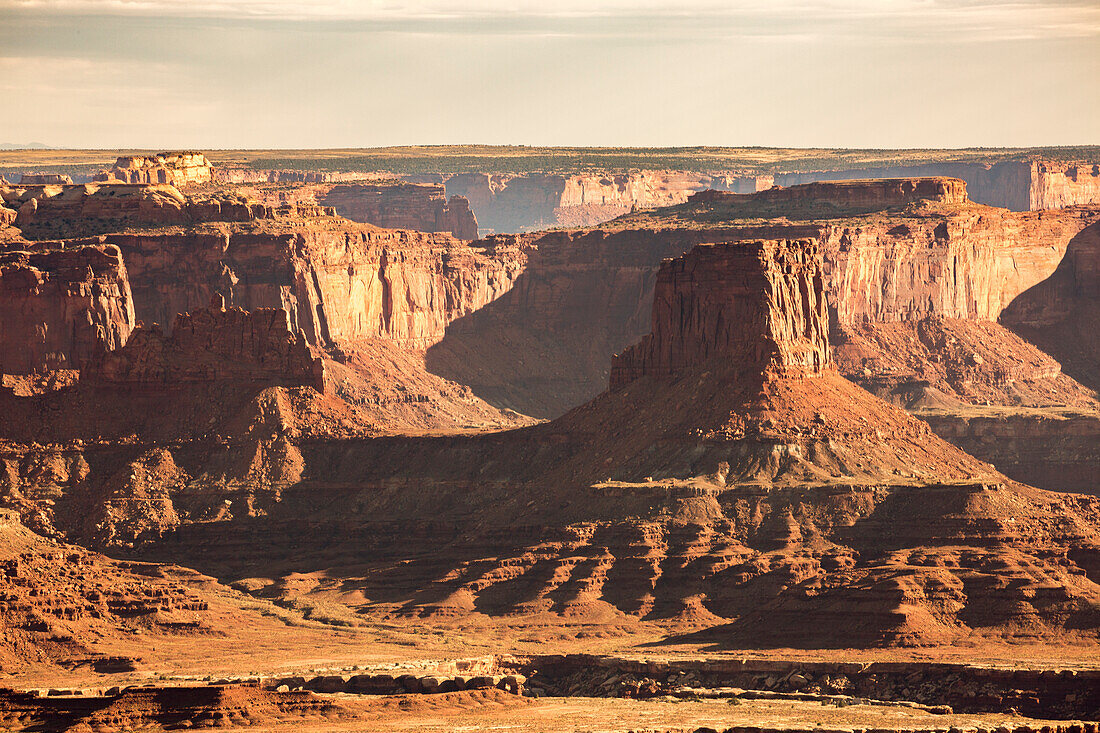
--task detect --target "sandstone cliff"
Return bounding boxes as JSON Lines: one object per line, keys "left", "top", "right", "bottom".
{"left": 131, "top": 238, "right": 1100, "bottom": 647}
{"left": 690, "top": 176, "right": 968, "bottom": 212}
{"left": 428, "top": 180, "right": 1100, "bottom": 418}
{"left": 771, "top": 159, "right": 1100, "bottom": 211}
{"left": 319, "top": 183, "right": 478, "bottom": 239}
{"left": 0, "top": 182, "right": 337, "bottom": 240}
{"left": 85, "top": 300, "right": 326, "bottom": 393}
{"left": 104, "top": 219, "right": 525, "bottom": 350}
{"left": 610, "top": 240, "right": 829, "bottom": 389}
{"left": 443, "top": 170, "right": 739, "bottom": 233}
{"left": 0, "top": 244, "right": 134, "bottom": 374}
{"left": 94, "top": 152, "right": 213, "bottom": 187}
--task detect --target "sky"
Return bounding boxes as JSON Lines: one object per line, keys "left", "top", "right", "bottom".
{"left": 0, "top": 0, "right": 1098, "bottom": 149}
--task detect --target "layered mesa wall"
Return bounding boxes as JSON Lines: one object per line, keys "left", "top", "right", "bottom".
{"left": 443, "top": 170, "right": 764, "bottom": 233}
{"left": 427, "top": 178, "right": 1100, "bottom": 418}
{"left": 103, "top": 219, "right": 525, "bottom": 351}
{"left": 130, "top": 237, "right": 1100, "bottom": 647}
{"left": 609, "top": 240, "right": 829, "bottom": 388}
{"left": 318, "top": 183, "right": 478, "bottom": 239}
{"left": 0, "top": 244, "right": 134, "bottom": 374}
{"left": 0, "top": 182, "right": 336, "bottom": 240}
{"left": 85, "top": 300, "right": 326, "bottom": 393}
{"left": 93, "top": 152, "right": 214, "bottom": 187}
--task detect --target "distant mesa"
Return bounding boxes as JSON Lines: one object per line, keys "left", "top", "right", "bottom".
{"left": 687, "top": 176, "right": 970, "bottom": 212}
{"left": 93, "top": 151, "right": 213, "bottom": 187}
{"left": 18, "top": 173, "right": 73, "bottom": 185}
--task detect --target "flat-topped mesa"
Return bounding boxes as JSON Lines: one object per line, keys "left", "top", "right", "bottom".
{"left": 320, "top": 183, "right": 479, "bottom": 239}
{"left": 0, "top": 244, "right": 134, "bottom": 374}
{"left": 690, "top": 177, "right": 969, "bottom": 211}
{"left": 93, "top": 151, "right": 213, "bottom": 187}
{"left": 609, "top": 239, "right": 829, "bottom": 389}
{"left": 0, "top": 183, "right": 338, "bottom": 240}
{"left": 85, "top": 299, "right": 326, "bottom": 393}
{"left": 18, "top": 173, "right": 72, "bottom": 185}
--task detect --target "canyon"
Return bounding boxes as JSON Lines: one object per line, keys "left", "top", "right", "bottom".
{"left": 0, "top": 157, "right": 1098, "bottom": 730}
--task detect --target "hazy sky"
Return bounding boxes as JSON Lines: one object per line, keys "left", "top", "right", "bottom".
{"left": 1, "top": 0, "right": 1098, "bottom": 149}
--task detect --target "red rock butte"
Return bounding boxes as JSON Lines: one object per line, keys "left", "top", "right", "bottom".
{"left": 610, "top": 239, "right": 829, "bottom": 389}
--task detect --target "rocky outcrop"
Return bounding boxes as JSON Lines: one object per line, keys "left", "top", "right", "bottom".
{"left": 106, "top": 219, "right": 525, "bottom": 350}
{"left": 18, "top": 173, "right": 72, "bottom": 185}
{"left": 0, "top": 244, "right": 134, "bottom": 374}
{"left": 1028, "top": 162, "right": 1100, "bottom": 209}
{"left": 130, "top": 239, "right": 1100, "bottom": 647}
{"left": 94, "top": 152, "right": 213, "bottom": 187}
{"left": 0, "top": 183, "right": 338, "bottom": 240}
{"left": 428, "top": 185, "right": 1100, "bottom": 418}
{"left": 85, "top": 300, "right": 326, "bottom": 393}
{"left": 444, "top": 171, "right": 740, "bottom": 233}
{"left": 214, "top": 169, "right": 369, "bottom": 184}
{"left": 320, "top": 183, "right": 479, "bottom": 239}
{"left": 610, "top": 240, "right": 828, "bottom": 389}
{"left": 773, "top": 160, "right": 1100, "bottom": 211}
{"left": 690, "top": 177, "right": 969, "bottom": 211}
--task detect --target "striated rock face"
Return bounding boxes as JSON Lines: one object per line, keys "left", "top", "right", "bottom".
{"left": 0, "top": 244, "right": 134, "bottom": 374}
{"left": 444, "top": 170, "right": 740, "bottom": 233}
{"left": 18, "top": 173, "right": 72, "bottom": 185}
{"left": 772, "top": 160, "right": 1100, "bottom": 211}
{"left": 128, "top": 239, "right": 1100, "bottom": 646}
{"left": 94, "top": 152, "right": 213, "bottom": 187}
{"left": 105, "top": 219, "right": 526, "bottom": 350}
{"left": 214, "top": 168, "right": 368, "bottom": 184}
{"left": 429, "top": 185, "right": 1100, "bottom": 418}
{"left": 690, "top": 177, "right": 969, "bottom": 211}
{"left": 0, "top": 182, "right": 337, "bottom": 240}
{"left": 320, "top": 183, "right": 479, "bottom": 239}
{"left": 1028, "top": 162, "right": 1100, "bottom": 209}
{"left": 1000, "top": 220, "right": 1100, "bottom": 393}
{"left": 85, "top": 301, "right": 326, "bottom": 392}
{"left": 610, "top": 240, "right": 829, "bottom": 389}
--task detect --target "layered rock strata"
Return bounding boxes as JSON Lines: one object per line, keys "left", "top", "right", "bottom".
{"left": 131, "top": 238, "right": 1100, "bottom": 647}
{"left": 104, "top": 219, "right": 525, "bottom": 350}
{"left": 610, "top": 240, "right": 829, "bottom": 388}
{"left": 0, "top": 182, "right": 337, "bottom": 240}
{"left": 428, "top": 180, "right": 1100, "bottom": 418}
{"left": 690, "top": 177, "right": 968, "bottom": 211}
{"left": 444, "top": 170, "right": 742, "bottom": 233}
{"left": 94, "top": 152, "right": 213, "bottom": 187}
{"left": 0, "top": 244, "right": 134, "bottom": 374}
{"left": 18, "top": 173, "right": 72, "bottom": 185}
{"left": 86, "top": 300, "right": 326, "bottom": 393}
{"left": 320, "top": 183, "right": 478, "bottom": 239}
{"left": 773, "top": 159, "right": 1100, "bottom": 211}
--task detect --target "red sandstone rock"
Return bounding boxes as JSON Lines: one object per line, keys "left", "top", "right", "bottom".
{"left": 93, "top": 152, "right": 212, "bottom": 187}
{"left": 0, "top": 182, "right": 338, "bottom": 239}
{"left": 428, "top": 181, "right": 1100, "bottom": 418}
{"left": 104, "top": 219, "right": 525, "bottom": 350}
{"left": 0, "top": 244, "right": 134, "bottom": 374}
{"left": 320, "top": 183, "right": 479, "bottom": 239}
{"left": 85, "top": 301, "right": 325, "bottom": 393}
{"left": 610, "top": 240, "right": 829, "bottom": 389}
{"left": 689, "top": 176, "right": 968, "bottom": 209}
{"left": 443, "top": 170, "right": 740, "bottom": 233}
